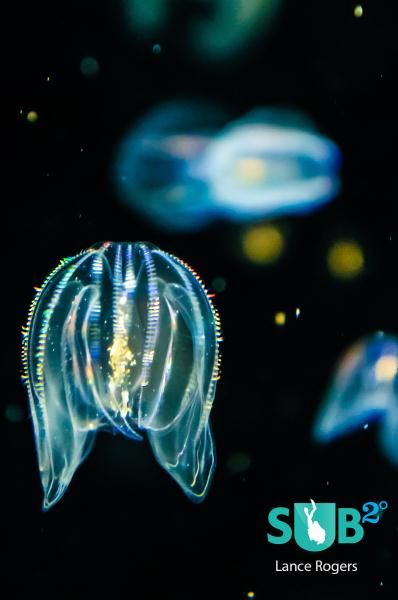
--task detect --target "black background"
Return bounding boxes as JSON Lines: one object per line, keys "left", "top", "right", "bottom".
{"left": 4, "top": 1, "right": 398, "bottom": 598}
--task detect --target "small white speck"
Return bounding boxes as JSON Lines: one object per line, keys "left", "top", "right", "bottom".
{"left": 364, "top": 423, "right": 369, "bottom": 430}
{"left": 295, "top": 307, "right": 301, "bottom": 318}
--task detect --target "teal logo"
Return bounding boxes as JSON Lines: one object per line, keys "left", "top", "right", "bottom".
{"left": 294, "top": 500, "right": 335, "bottom": 551}
{"left": 267, "top": 498, "right": 387, "bottom": 551}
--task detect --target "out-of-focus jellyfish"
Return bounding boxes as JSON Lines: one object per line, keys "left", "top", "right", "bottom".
{"left": 123, "top": 0, "right": 282, "bottom": 61}
{"left": 314, "top": 333, "right": 398, "bottom": 464}
{"left": 21, "top": 242, "right": 222, "bottom": 509}
{"left": 200, "top": 109, "right": 341, "bottom": 221}
{"left": 114, "top": 101, "right": 227, "bottom": 231}
{"left": 114, "top": 104, "right": 341, "bottom": 231}
{"left": 190, "top": 0, "right": 282, "bottom": 60}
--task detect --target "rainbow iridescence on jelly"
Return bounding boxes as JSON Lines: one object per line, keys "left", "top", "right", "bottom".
{"left": 22, "top": 242, "right": 221, "bottom": 509}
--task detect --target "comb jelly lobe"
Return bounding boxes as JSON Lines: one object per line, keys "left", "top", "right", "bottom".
{"left": 22, "top": 242, "right": 221, "bottom": 509}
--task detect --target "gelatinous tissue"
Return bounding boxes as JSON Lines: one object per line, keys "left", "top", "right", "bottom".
{"left": 123, "top": 0, "right": 282, "bottom": 61}
{"left": 22, "top": 242, "right": 221, "bottom": 509}
{"left": 314, "top": 332, "right": 398, "bottom": 463}
{"left": 115, "top": 102, "right": 341, "bottom": 230}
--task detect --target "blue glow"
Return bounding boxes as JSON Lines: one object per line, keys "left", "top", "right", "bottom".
{"left": 114, "top": 102, "right": 227, "bottom": 231}
{"left": 114, "top": 104, "right": 341, "bottom": 230}
{"left": 201, "top": 109, "right": 341, "bottom": 220}
{"left": 314, "top": 332, "right": 398, "bottom": 464}
{"left": 22, "top": 242, "right": 222, "bottom": 509}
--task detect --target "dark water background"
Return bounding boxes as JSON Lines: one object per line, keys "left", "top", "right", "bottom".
{"left": 3, "top": 1, "right": 398, "bottom": 597}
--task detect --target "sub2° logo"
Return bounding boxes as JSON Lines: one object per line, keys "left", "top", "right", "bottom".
{"left": 267, "top": 498, "right": 388, "bottom": 551}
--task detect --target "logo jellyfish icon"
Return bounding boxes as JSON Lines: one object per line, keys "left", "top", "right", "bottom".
{"left": 294, "top": 500, "right": 336, "bottom": 551}
{"left": 304, "top": 499, "right": 326, "bottom": 544}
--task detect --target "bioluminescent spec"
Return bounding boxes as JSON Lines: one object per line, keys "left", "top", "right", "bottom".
{"left": 201, "top": 109, "right": 341, "bottom": 221}
{"left": 114, "top": 104, "right": 341, "bottom": 231}
{"left": 313, "top": 332, "right": 398, "bottom": 463}
{"left": 22, "top": 242, "right": 222, "bottom": 509}
{"left": 123, "top": 0, "right": 282, "bottom": 61}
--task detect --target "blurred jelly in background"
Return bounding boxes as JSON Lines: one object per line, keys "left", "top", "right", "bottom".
{"left": 123, "top": 0, "right": 282, "bottom": 61}
{"left": 201, "top": 109, "right": 340, "bottom": 221}
{"left": 114, "top": 102, "right": 341, "bottom": 231}
{"left": 22, "top": 242, "right": 221, "bottom": 509}
{"left": 114, "top": 101, "right": 227, "bottom": 231}
{"left": 314, "top": 333, "right": 398, "bottom": 464}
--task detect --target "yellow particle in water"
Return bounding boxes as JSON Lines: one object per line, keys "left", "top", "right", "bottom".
{"left": 274, "top": 311, "right": 286, "bottom": 326}
{"left": 242, "top": 224, "right": 284, "bottom": 265}
{"left": 354, "top": 5, "right": 363, "bottom": 17}
{"left": 327, "top": 240, "right": 364, "bottom": 280}
{"left": 27, "top": 111, "right": 39, "bottom": 123}
{"left": 375, "top": 355, "right": 398, "bottom": 382}
{"left": 235, "top": 157, "right": 267, "bottom": 184}
{"left": 247, "top": 593, "right": 255, "bottom": 599}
